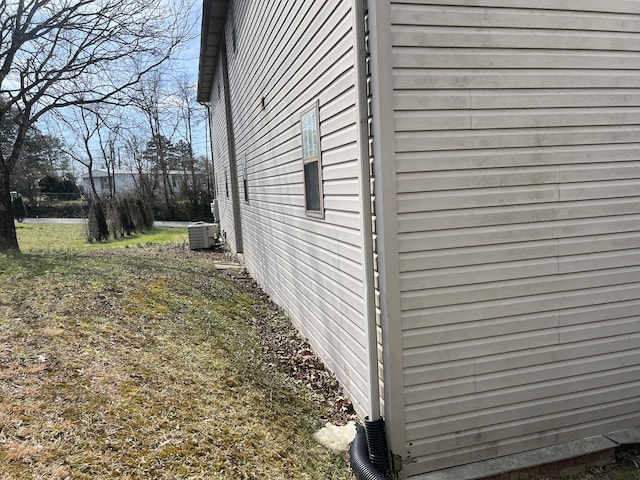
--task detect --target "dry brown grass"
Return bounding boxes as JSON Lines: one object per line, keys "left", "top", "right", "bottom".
{"left": 0, "top": 247, "right": 353, "bottom": 479}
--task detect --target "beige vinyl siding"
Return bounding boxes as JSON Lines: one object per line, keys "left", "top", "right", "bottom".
{"left": 389, "top": 1, "right": 640, "bottom": 477}
{"left": 217, "top": 0, "right": 370, "bottom": 413}
{"left": 208, "top": 63, "right": 238, "bottom": 253}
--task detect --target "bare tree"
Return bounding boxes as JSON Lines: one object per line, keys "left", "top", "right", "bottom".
{"left": 63, "top": 105, "right": 114, "bottom": 202}
{"left": 133, "top": 70, "right": 179, "bottom": 213}
{"left": 122, "top": 130, "right": 153, "bottom": 200}
{"left": 0, "top": 0, "right": 189, "bottom": 252}
{"left": 175, "top": 74, "right": 209, "bottom": 204}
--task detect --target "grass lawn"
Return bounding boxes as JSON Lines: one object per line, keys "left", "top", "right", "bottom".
{"left": 0, "top": 235, "right": 353, "bottom": 479}
{"left": 15, "top": 222, "right": 188, "bottom": 252}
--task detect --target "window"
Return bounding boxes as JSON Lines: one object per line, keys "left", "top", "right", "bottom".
{"left": 301, "top": 102, "right": 323, "bottom": 216}
{"left": 99, "top": 177, "right": 111, "bottom": 192}
{"left": 225, "top": 168, "right": 229, "bottom": 198}
{"left": 243, "top": 153, "right": 249, "bottom": 203}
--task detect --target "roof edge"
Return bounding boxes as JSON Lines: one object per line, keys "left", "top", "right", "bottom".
{"left": 197, "top": 0, "right": 230, "bottom": 103}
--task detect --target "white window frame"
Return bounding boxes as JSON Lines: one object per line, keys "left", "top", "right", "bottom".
{"left": 243, "top": 152, "right": 249, "bottom": 203}
{"left": 300, "top": 101, "right": 324, "bottom": 218}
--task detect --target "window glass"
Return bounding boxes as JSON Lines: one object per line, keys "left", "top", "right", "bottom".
{"left": 301, "top": 108, "right": 318, "bottom": 159}
{"left": 300, "top": 103, "right": 323, "bottom": 216}
{"left": 243, "top": 153, "right": 249, "bottom": 203}
{"left": 304, "top": 161, "right": 320, "bottom": 211}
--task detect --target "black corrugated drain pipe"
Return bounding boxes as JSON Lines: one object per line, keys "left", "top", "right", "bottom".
{"left": 350, "top": 418, "right": 390, "bottom": 480}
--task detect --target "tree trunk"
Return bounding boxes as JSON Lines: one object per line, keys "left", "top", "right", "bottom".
{"left": 0, "top": 165, "right": 19, "bottom": 252}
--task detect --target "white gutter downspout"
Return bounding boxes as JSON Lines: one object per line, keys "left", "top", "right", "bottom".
{"left": 352, "top": 0, "right": 381, "bottom": 424}
{"left": 349, "top": 1, "right": 392, "bottom": 478}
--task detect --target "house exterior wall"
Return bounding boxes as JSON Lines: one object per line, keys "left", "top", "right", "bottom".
{"left": 82, "top": 169, "right": 191, "bottom": 200}
{"left": 206, "top": 0, "right": 372, "bottom": 415}
{"left": 380, "top": 1, "right": 640, "bottom": 476}
{"left": 209, "top": 57, "right": 238, "bottom": 252}
{"left": 82, "top": 170, "right": 138, "bottom": 198}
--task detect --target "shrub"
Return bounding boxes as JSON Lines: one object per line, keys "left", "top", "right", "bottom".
{"left": 117, "top": 199, "right": 134, "bottom": 236}
{"left": 25, "top": 200, "right": 88, "bottom": 218}
{"left": 86, "top": 195, "right": 153, "bottom": 243}
{"left": 136, "top": 197, "right": 154, "bottom": 230}
{"left": 153, "top": 199, "right": 213, "bottom": 222}
{"left": 87, "top": 201, "right": 109, "bottom": 242}
{"left": 12, "top": 197, "right": 26, "bottom": 222}
{"left": 104, "top": 201, "right": 120, "bottom": 239}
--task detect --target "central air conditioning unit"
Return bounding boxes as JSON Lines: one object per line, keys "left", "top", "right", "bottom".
{"left": 188, "top": 222, "right": 220, "bottom": 250}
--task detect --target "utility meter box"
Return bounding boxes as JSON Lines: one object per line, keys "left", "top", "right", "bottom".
{"left": 210, "top": 199, "right": 220, "bottom": 222}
